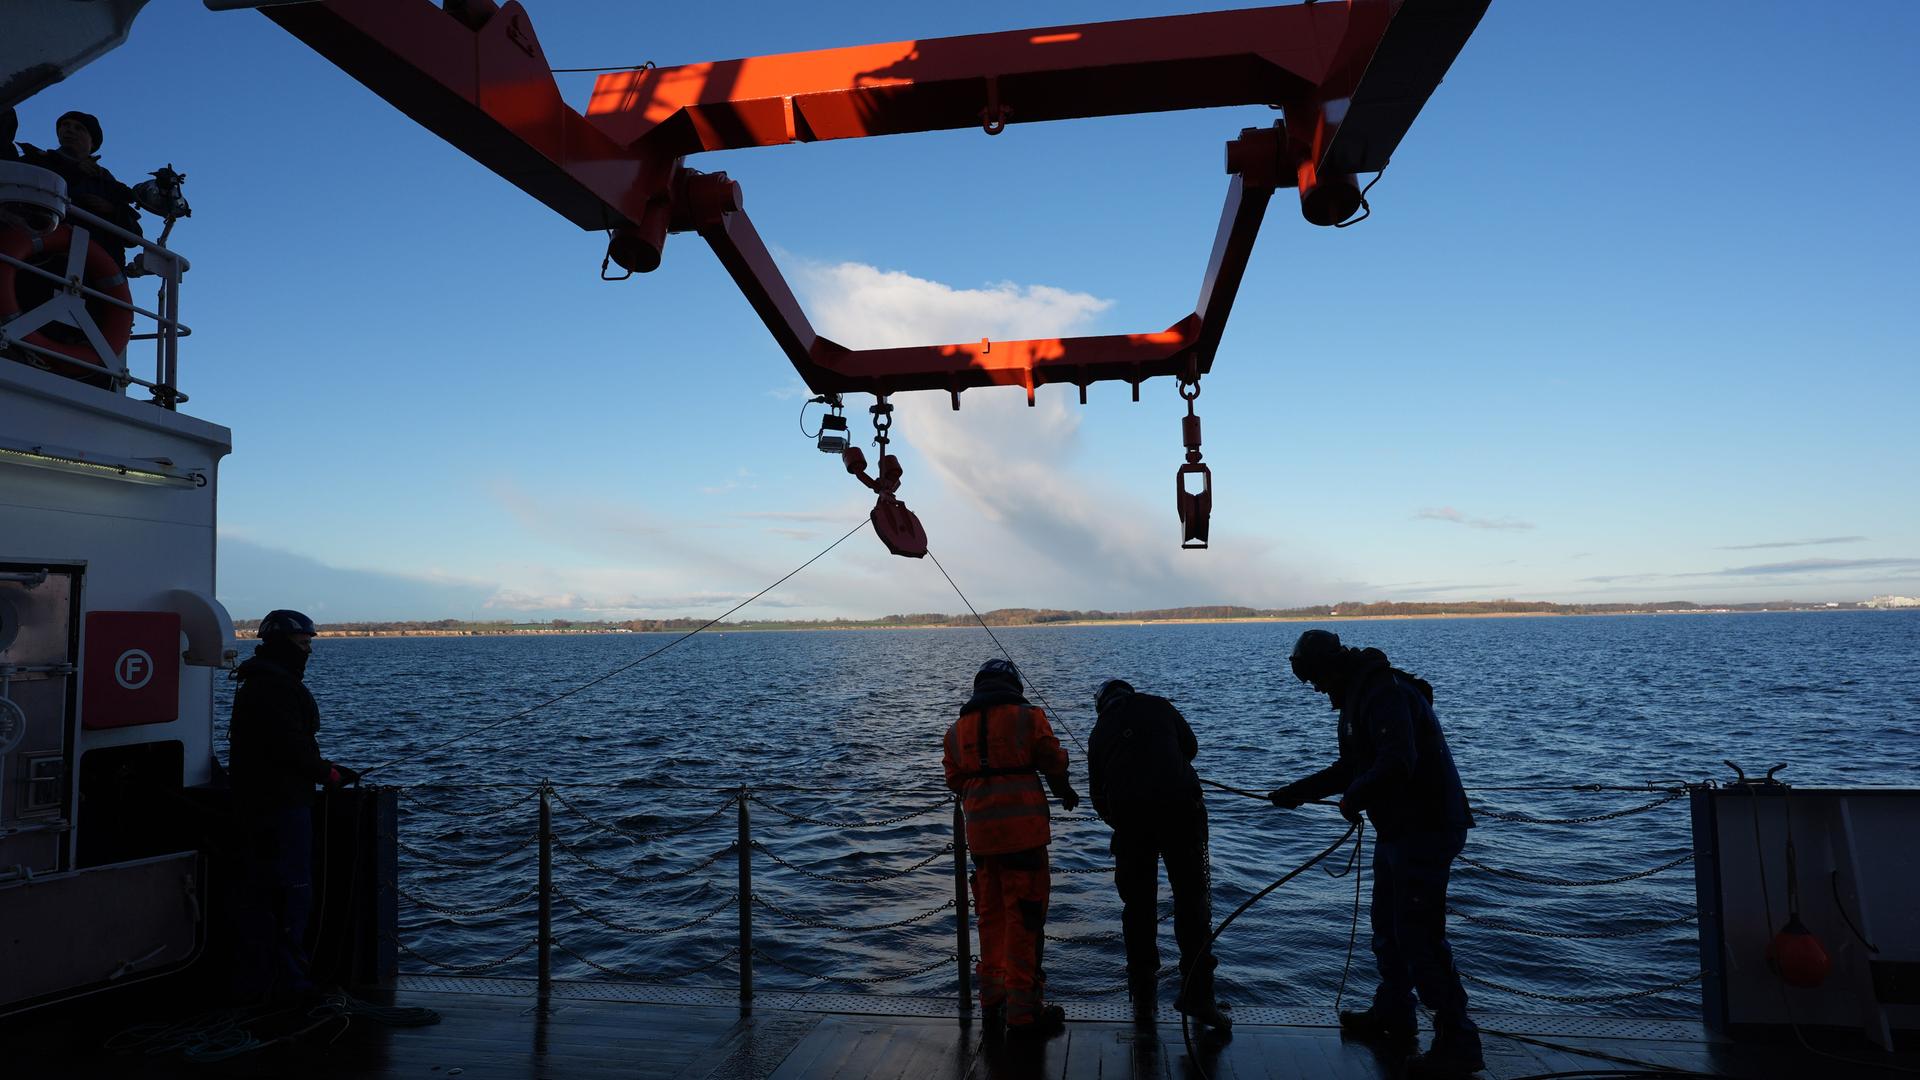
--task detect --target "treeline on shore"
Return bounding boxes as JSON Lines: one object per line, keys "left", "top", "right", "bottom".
{"left": 231, "top": 598, "right": 1857, "bottom": 636}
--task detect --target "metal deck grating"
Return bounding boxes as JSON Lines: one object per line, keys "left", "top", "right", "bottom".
{"left": 390, "top": 974, "right": 1713, "bottom": 1040}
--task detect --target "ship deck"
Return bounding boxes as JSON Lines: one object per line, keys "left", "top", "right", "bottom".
{"left": 17, "top": 977, "right": 1919, "bottom": 1079}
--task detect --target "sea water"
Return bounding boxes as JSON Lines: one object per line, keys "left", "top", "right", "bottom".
{"left": 216, "top": 611, "right": 1920, "bottom": 1016}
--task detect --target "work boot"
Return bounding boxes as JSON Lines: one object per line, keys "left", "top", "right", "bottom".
{"left": 1005, "top": 1003, "right": 1066, "bottom": 1041}
{"left": 1337, "top": 1008, "right": 1418, "bottom": 1051}
{"left": 1128, "top": 970, "right": 1159, "bottom": 1020}
{"left": 1406, "top": 1028, "right": 1485, "bottom": 1078}
{"left": 1173, "top": 958, "right": 1231, "bottom": 1032}
{"left": 979, "top": 1003, "right": 1005, "bottom": 1040}
{"left": 1176, "top": 997, "right": 1233, "bottom": 1032}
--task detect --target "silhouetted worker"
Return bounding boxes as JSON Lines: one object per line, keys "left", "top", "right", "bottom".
{"left": 1087, "top": 679, "right": 1230, "bottom": 1030}
{"left": 943, "top": 659, "right": 1081, "bottom": 1039}
{"left": 228, "top": 609, "right": 359, "bottom": 1002}
{"left": 17, "top": 110, "right": 142, "bottom": 250}
{"left": 1269, "top": 629, "right": 1480, "bottom": 1077}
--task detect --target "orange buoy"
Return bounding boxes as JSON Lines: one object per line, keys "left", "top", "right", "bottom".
{"left": 0, "top": 224, "right": 134, "bottom": 374}
{"left": 1767, "top": 915, "right": 1831, "bottom": 989}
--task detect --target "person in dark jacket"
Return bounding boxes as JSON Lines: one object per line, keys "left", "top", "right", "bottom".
{"left": 16, "top": 111, "right": 143, "bottom": 252}
{"left": 1088, "top": 679, "right": 1230, "bottom": 1030}
{"left": 1268, "top": 629, "right": 1482, "bottom": 1078}
{"left": 228, "top": 608, "right": 357, "bottom": 1001}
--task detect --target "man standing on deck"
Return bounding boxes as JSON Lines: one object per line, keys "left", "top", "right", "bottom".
{"left": 228, "top": 609, "right": 359, "bottom": 1002}
{"left": 943, "top": 659, "right": 1081, "bottom": 1040}
{"left": 1268, "top": 629, "right": 1482, "bottom": 1078}
{"left": 1087, "top": 679, "right": 1231, "bottom": 1030}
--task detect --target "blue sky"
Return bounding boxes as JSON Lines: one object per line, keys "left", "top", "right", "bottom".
{"left": 30, "top": 1, "right": 1920, "bottom": 621}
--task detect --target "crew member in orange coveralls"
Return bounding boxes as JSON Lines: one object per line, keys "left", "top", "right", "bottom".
{"left": 943, "top": 659, "right": 1082, "bottom": 1040}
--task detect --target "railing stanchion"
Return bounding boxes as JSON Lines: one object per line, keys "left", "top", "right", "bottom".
{"left": 953, "top": 798, "right": 971, "bottom": 1018}
{"left": 738, "top": 786, "right": 753, "bottom": 1016}
{"left": 537, "top": 782, "right": 552, "bottom": 994}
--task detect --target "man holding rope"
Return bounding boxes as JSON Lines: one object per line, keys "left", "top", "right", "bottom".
{"left": 1268, "top": 629, "right": 1482, "bottom": 1078}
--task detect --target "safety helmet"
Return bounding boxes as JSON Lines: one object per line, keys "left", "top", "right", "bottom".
{"left": 1095, "top": 679, "right": 1135, "bottom": 713}
{"left": 1288, "top": 628, "right": 1345, "bottom": 684}
{"left": 258, "top": 609, "right": 318, "bottom": 639}
{"left": 974, "top": 658, "right": 1021, "bottom": 693}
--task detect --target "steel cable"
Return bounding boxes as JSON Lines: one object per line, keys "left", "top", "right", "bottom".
{"left": 556, "top": 888, "right": 737, "bottom": 936}
{"left": 360, "top": 517, "right": 872, "bottom": 777}
{"left": 746, "top": 791, "right": 953, "bottom": 829}
{"left": 546, "top": 785, "right": 737, "bottom": 845}
{"left": 1457, "top": 851, "right": 1694, "bottom": 888}
{"left": 749, "top": 840, "right": 950, "bottom": 885}
{"left": 553, "top": 940, "right": 740, "bottom": 983}
{"left": 549, "top": 833, "right": 734, "bottom": 886}
{"left": 394, "top": 883, "right": 538, "bottom": 920}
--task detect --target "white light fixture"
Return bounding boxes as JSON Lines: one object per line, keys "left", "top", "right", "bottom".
{"left": 0, "top": 437, "right": 204, "bottom": 488}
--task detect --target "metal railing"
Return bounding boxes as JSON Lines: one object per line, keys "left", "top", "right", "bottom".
{"left": 385, "top": 779, "right": 1708, "bottom": 1016}
{"left": 0, "top": 203, "right": 192, "bottom": 407}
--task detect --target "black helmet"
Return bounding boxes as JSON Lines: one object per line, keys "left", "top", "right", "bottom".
{"left": 258, "top": 609, "right": 318, "bottom": 639}
{"left": 1289, "top": 628, "right": 1344, "bottom": 684}
{"left": 1095, "top": 678, "right": 1135, "bottom": 713}
{"left": 974, "top": 658, "right": 1021, "bottom": 693}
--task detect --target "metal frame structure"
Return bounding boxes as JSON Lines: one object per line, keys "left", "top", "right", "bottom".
{"left": 257, "top": 0, "right": 1487, "bottom": 404}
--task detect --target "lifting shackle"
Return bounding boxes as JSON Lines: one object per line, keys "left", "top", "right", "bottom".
{"left": 841, "top": 396, "right": 929, "bottom": 559}
{"left": 1175, "top": 375, "right": 1211, "bottom": 549}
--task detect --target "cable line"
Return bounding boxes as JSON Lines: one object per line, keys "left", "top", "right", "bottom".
{"left": 927, "top": 549, "right": 1084, "bottom": 751}
{"left": 361, "top": 517, "right": 871, "bottom": 777}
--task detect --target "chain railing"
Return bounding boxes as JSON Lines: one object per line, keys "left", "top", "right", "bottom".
{"left": 385, "top": 779, "right": 1713, "bottom": 1017}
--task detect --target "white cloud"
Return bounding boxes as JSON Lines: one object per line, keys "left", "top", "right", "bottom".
{"left": 797, "top": 261, "right": 1113, "bottom": 349}
{"left": 794, "top": 260, "right": 1334, "bottom": 611}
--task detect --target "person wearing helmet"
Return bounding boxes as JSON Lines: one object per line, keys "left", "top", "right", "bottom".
{"left": 1268, "top": 629, "right": 1480, "bottom": 1077}
{"left": 1087, "top": 678, "right": 1230, "bottom": 1031}
{"left": 942, "top": 658, "right": 1081, "bottom": 1040}
{"left": 227, "top": 608, "right": 357, "bottom": 1002}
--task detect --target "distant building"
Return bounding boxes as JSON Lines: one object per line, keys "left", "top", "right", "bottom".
{"left": 1862, "top": 595, "right": 1920, "bottom": 609}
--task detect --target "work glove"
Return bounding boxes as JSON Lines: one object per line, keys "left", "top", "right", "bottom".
{"left": 1268, "top": 783, "right": 1305, "bottom": 810}
{"left": 1059, "top": 787, "right": 1081, "bottom": 812}
{"left": 326, "top": 763, "right": 362, "bottom": 788}
{"left": 1337, "top": 797, "right": 1364, "bottom": 826}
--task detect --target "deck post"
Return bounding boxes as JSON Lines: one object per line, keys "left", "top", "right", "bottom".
{"left": 537, "top": 782, "right": 552, "bottom": 994}
{"left": 953, "top": 798, "right": 971, "bottom": 1018}
{"left": 738, "top": 786, "right": 753, "bottom": 1016}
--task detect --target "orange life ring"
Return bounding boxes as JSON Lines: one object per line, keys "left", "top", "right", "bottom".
{"left": 0, "top": 224, "right": 135, "bottom": 373}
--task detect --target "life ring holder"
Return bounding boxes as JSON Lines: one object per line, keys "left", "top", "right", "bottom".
{"left": 0, "top": 223, "right": 135, "bottom": 376}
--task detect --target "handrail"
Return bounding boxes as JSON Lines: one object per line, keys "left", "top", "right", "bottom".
{"left": 1, "top": 202, "right": 192, "bottom": 408}
{"left": 388, "top": 779, "right": 1711, "bottom": 1014}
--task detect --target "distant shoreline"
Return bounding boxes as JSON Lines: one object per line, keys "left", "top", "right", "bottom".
{"left": 307, "top": 606, "right": 1894, "bottom": 639}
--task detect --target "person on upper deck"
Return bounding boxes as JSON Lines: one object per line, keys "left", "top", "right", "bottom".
{"left": 1087, "top": 678, "right": 1231, "bottom": 1031}
{"left": 942, "top": 659, "right": 1081, "bottom": 1040}
{"left": 16, "top": 110, "right": 142, "bottom": 252}
{"left": 1268, "top": 629, "right": 1482, "bottom": 1078}
{"left": 227, "top": 609, "right": 360, "bottom": 1002}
